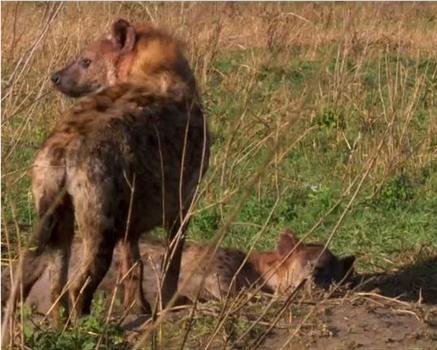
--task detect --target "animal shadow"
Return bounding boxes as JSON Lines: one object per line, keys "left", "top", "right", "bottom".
{"left": 354, "top": 254, "right": 437, "bottom": 305}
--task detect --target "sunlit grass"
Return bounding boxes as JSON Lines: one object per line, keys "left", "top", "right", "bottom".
{"left": 1, "top": 2, "right": 436, "bottom": 349}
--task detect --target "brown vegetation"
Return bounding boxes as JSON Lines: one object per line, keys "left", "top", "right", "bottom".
{"left": 1, "top": 3, "right": 436, "bottom": 349}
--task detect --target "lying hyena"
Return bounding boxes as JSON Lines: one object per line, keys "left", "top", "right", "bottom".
{"left": 4, "top": 229, "right": 355, "bottom": 314}
{"left": 142, "top": 229, "right": 355, "bottom": 304}
{"left": 3, "top": 19, "right": 209, "bottom": 327}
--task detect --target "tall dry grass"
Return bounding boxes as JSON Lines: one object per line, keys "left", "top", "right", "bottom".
{"left": 1, "top": 2, "right": 436, "bottom": 349}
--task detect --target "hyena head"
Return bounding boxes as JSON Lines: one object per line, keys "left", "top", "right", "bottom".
{"left": 276, "top": 229, "right": 355, "bottom": 289}
{"left": 51, "top": 19, "right": 195, "bottom": 97}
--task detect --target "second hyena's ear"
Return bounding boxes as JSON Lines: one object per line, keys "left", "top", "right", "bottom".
{"left": 277, "top": 229, "right": 300, "bottom": 256}
{"left": 112, "top": 19, "right": 136, "bottom": 54}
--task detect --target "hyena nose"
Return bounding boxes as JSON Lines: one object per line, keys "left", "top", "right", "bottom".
{"left": 51, "top": 73, "right": 61, "bottom": 86}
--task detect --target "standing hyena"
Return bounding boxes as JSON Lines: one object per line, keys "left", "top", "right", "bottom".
{"left": 4, "top": 19, "right": 209, "bottom": 326}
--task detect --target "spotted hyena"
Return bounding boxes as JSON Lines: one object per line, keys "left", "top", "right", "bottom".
{"left": 3, "top": 19, "right": 209, "bottom": 326}
{"left": 141, "top": 228, "right": 356, "bottom": 304}
{"left": 2, "top": 229, "right": 355, "bottom": 315}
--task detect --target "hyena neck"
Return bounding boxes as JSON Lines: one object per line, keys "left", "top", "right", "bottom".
{"left": 120, "top": 27, "right": 198, "bottom": 101}
{"left": 125, "top": 69, "right": 196, "bottom": 101}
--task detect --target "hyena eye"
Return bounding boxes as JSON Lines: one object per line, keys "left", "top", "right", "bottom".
{"left": 80, "top": 58, "right": 91, "bottom": 69}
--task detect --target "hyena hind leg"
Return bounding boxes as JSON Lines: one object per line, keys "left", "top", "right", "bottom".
{"left": 1, "top": 196, "right": 74, "bottom": 343}
{"left": 68, "top": 226, "right": 117, "bottom": 320}
{"left": 47, "top": 202, "right": 75, "bottom": 326}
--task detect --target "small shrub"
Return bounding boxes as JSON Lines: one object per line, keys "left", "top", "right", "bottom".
{"left": 375, "top": 174, "right": 415, "bottom": 210}
{"left": 314, "top": 108, "right": 346, "bottom": 130}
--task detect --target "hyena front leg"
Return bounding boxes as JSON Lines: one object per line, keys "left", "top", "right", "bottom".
{"left": 160, "top": 214, "right": 189, "bottom": 310}
{"left": 118, "top": 238, "right": 151, "bottom": 314}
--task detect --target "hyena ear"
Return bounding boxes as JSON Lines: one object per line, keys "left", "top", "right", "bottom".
{"left": 340, "top": 255, "right": 355, "bottom": 274}
{"left": 277, "top": 229, "right": 299, "bottom": 256}
{"left": 112, "top": 19, "right": 136, "bottom": 54}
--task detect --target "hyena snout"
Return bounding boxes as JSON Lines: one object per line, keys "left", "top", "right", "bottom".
{"left": 51, "top": 63, "right": 104, "bottom": 98}
{"left": 312, "top": 254, "right": 356, "bottom": 288}
{"left": 51, "top": 72, "right": 61, "bottom": 86}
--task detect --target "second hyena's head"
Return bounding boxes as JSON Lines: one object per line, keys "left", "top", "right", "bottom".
{"left": 276, "top": 229, "right": 355, "bottom": 290}
{"left": 51, "top": 19, "right": 195, "bottom": 97}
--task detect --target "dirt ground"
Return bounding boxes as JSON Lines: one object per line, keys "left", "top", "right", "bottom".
{"left": 122, "top": 290, "right": 436, "bottom": 350}
{"left": 261, "top": 298, "right": 436, "bottom": 350}
{"left": 121, "top": 255, "right": 437, "bottom": 350}
{"left": 263, "top": 258, "right": 437, "bottom": 350}
{"left": 16, "top": 254, "right": 437, "bottom": 349}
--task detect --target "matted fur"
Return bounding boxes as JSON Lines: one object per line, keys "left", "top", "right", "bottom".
{"left": 3, "top": 19, "right": 209, "bottom": 327}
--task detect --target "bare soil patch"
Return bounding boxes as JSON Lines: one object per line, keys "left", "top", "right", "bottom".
{"left": 261, "top": 298, "right": 436, "bottom": 350}
{"left": 119, "top": 256, "right": 437, "bottom": 349}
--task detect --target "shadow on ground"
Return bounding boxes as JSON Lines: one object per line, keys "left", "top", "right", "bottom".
{"left": 259, "top": 254, "right": 437, "bottom": 350}
{"left": 355, "top": 254, "right": 437, "bottom": 304}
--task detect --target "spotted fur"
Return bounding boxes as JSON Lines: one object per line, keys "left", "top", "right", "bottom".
{"left": 6, "top": 229, "right": 355, "bottom": 314}
{"left": 3, "top": 19, "right": 209, "bottom": 326}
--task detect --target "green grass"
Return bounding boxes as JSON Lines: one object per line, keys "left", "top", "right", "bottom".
{"left": 21, "top": 296, "right": 129, "bottom": 350}
{"left": 185, "top": 47, "right": 437, "bottom": 272}
{"left": 2, "top": 3, "right": 437, "bottom": 349}
{"left": 3, "top": 40, "right": 436, "bottom": 269}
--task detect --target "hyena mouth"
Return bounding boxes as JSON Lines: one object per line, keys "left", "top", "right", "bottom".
{"left": 56, "top": 82, "right": 103, "bottom": 98}
{"left": 79, "top": 82, "right": 105, "bottom": 96}
{"left": 91, "top": 85, "right": 105, "bottom": 95}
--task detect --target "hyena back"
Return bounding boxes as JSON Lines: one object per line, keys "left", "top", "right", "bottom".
{"left": 3, "top": 19, "right": 209, "bottom": 327}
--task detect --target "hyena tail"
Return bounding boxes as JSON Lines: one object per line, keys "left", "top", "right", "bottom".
{"left": 2, "top": 187, "right": 74, "bottom": 345}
